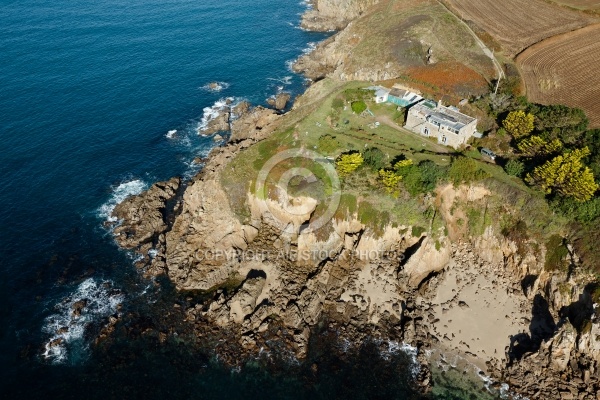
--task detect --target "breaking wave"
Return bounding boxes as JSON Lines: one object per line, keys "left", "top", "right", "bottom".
{"left": 97, "top": 179, "right": 147, "bottom": 223}
{"left": 166, "top": 129, "right": 177, "bottom": 139}
{"left": 200, "top": 81, "right": 230, "bottom": 92}
{"left": 41, "top": 278, "right": 124, "bottom": 364}
{"left": 197, "top": 97, "right": 234, "bottom": 134}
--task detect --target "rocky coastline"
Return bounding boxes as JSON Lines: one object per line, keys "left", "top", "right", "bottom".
{"left": 106, "top": 2, "right": 600, "bottom": 399}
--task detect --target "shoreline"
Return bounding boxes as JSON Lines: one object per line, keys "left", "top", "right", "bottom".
{"left": 104, "top": 2, "right": 600, "bottom": 400}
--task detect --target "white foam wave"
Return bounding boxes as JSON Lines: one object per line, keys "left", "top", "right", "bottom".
{"left": 42, "top": 278, "right": 124, "bottom": 364}
{"left": 166, "top": 129, "right": 177, "bottom": 139}
{"left": 97, "top": 179, "right": 147, "bottom": 223}
{"left": 285, "top": 60, "right": 295, "bottom": 73}
{"left": 380, "top": 340, "right": 420, "bottom": 377}
{"left": 302, "top": 42, "right": 317, "bottom": 55}
{"left": 200, "top": 81, "right": 230, "bottom": 92}
{"left": 267, "top": 76, "right": 293, "bottom": 86}
{"left": 197, "top": 97, "right": 234, "bottom": 134}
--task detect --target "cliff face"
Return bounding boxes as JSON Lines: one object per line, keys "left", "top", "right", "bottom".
{"left": 111, "top": 159, "right": 600, "bottom": 396}
{"left": 301, "top": 0, "right": 380, "bottom": 31}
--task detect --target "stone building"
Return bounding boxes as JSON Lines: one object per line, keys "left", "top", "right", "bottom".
{"left": 405, "top": 100, "right": 478, "bottom": 149}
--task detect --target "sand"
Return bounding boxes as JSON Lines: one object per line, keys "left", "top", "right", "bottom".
{"left": 427, "top": 255, "right": 531, "bottom": 372}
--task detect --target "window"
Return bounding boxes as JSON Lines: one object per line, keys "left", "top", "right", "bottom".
{"left": 423, "top": 127, "right": 429, "bottom": 136}
{"left": 442, "top": 136, "right": 447, "bottom": 143}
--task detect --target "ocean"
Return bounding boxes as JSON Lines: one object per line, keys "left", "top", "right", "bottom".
{"left": 0, "top": 0, "right": 502, "bottom": 398}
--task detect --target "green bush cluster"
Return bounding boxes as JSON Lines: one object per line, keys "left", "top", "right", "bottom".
{"left": 351, "top": 100, "right": 367, "bottom": 114}
{"left": 363, "top": 147, "right": 387, "bottom": 170}
{"left": 448, "top": 157, "right": 490, "bottom": 185}
{"left": 318, "top": 134, "right": 341, "bottom": 154}
{"left": 504, "top": 159, "right": 525, "bottom": 177}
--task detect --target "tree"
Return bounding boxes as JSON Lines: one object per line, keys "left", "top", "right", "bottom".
{"left": 363, "top": 147, "right": 386, "bottom": 170}
{"left": 503, "top": 110, "right": 535, "bottom": 139}
{"left": 526, "top": 147, "right": 599, "bottom": 202}
{"left": 583, "top": 129, "right": 600, "bottom": 177}
{"left": 378, "top": 169, "right": 402, "bottom": 196}
{"left": 351, "top": 100, "right": 367, "bottom": 114}
{"left": 336, "top": 152, "right": 364, "bottom": 176}
{"left": 517, "top": 135, "right": 562, "bottom": 157}
{"left": 532, "top": 104, "right": 588, "bottom": 145}
{"left": 504, "top": 159, "right": 525, "bottom": 177}
{"left": 317, "top": 134, "right": 340, "bottom": 154}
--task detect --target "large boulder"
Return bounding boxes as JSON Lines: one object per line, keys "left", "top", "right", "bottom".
{"left": 267, "top": 92, "right": 291, "bottom": 110}
{"left": 229, "top": 106, "right": 279, "bottom": 143}
{"left": 112, "top": 177, "right": 181, "bottom": 249}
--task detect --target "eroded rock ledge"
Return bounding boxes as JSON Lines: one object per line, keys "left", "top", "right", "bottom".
{"left": 301, "top": 0, "right": 380, "bottom": 32}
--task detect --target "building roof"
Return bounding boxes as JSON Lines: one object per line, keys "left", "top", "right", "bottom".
{"left": 390, "top": 88, "right": 410, "bottom": 98}
{"left": 411, "top": 101, "right": 476, "bottom": 131}
{"left": 375, "top": 88, "right": 389, "bottom": 98}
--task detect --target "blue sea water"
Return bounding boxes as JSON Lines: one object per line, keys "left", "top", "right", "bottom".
{"left": 0, "top": 0, "right": 501, "bottom": 398}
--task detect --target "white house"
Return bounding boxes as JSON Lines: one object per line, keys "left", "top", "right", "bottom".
{"left": 374, "top": 87, "right": 390, "bottom": 103}
{"left": 405, "top": 100, "right": 478, "bottom": 149}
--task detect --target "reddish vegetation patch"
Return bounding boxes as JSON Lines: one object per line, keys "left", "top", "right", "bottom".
{"left": 405, "top": 62, "right": 489, "bottom": 97}
{"left": 517, "top": 24, "right": 600, "bottom": 127}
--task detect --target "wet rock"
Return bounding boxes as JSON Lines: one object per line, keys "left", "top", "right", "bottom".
{"left": 266, "top": 92, "right": 291, "bottom": 110}
{"left": 72, "top": 299, "right": 87, "bottom": 317}
{"left": 203, "top": 109, "right": 230, "bottom": 135}
{"left": 112, "top": 177, "right": 181, "bottom": 250}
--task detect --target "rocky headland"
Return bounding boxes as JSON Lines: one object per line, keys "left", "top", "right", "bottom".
{"left": 107, "top": 1, "right": 600, "bottom": 399}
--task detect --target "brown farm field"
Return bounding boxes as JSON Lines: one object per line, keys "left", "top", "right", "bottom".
{"left": 548, "top": 0, "right": 600, "bottom": 12}
{"left": 443, "top": 0, "right": 594, "bottom": 56}
{"left": 517, "top": 23, "right": 600, "bottom": 127}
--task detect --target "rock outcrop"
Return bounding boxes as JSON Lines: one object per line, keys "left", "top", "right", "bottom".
{"left": 112, "top": 177, "right": 181, "bottom": 250}
{"left": 300, "top": 0, "right": 380, "bottom": 31}
{"left": 230, "top": 106, "right": 279, "bottom": 143}
{"left": 267, "top": 92, "right": 291, "bottom": 110}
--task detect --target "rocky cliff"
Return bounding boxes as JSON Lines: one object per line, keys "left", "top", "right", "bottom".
{"left": 111, "top": 143, "right": 600, "bottom": 397}
{"left": 301, "top": 0, "right": 380, "bottom": 31}
{"left": 107, "top": 1, "right": 600, "bottom": 397}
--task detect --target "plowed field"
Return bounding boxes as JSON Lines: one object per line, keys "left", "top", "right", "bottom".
{"left": 550, "top": 0, "right": 600, "bottom": 11}
{"left": 444, "top": 0, "right": 593, "bottom": 56}
{"left": 517, "top": 24, "right": 600, "bottom": 127}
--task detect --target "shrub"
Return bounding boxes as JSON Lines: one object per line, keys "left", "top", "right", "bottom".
{"left": 504, "top": 159, "right": 525, "bottom": 177}
{"left": 403, "top": 166, "right": 424, "bottom": 197}
{"left": 379, "top": 169, "right": 402, "bottom": 196}
{"left": 351, "top": 100, "right": 367, "bottom": 114}
{"left": 411, "top": 226, "right": 426, "bottom": 237}
{"left": 363, "top": 147, "right": 386, "bottom": 170}
{"left": 448, "top": 157, "right": 490, "bottom": 185}
{"left": 343, "top": 88, "right": 371, "bottom": 102}
{"left": 545, "top": 235, "right": 569, "bottom": 271}
{"left": 336, "top": 152, "right": 364, "bottom": 177}
{"left": 317, "top": 134, "right": 341, "bottom": 154}
{"left": 393, "top": 158, "right": 414, "bottom": 177}
{"left": 358, "top": 201, "right": 389, "bottom": 234}
{"left": 332, "top": 98, "right": 344, "bottom": 110}
{"left": 551, "top": 197, "right": 600, "bottom": 224}
{"left": 418, "top": 160, "right": 448, "bottom": 192}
